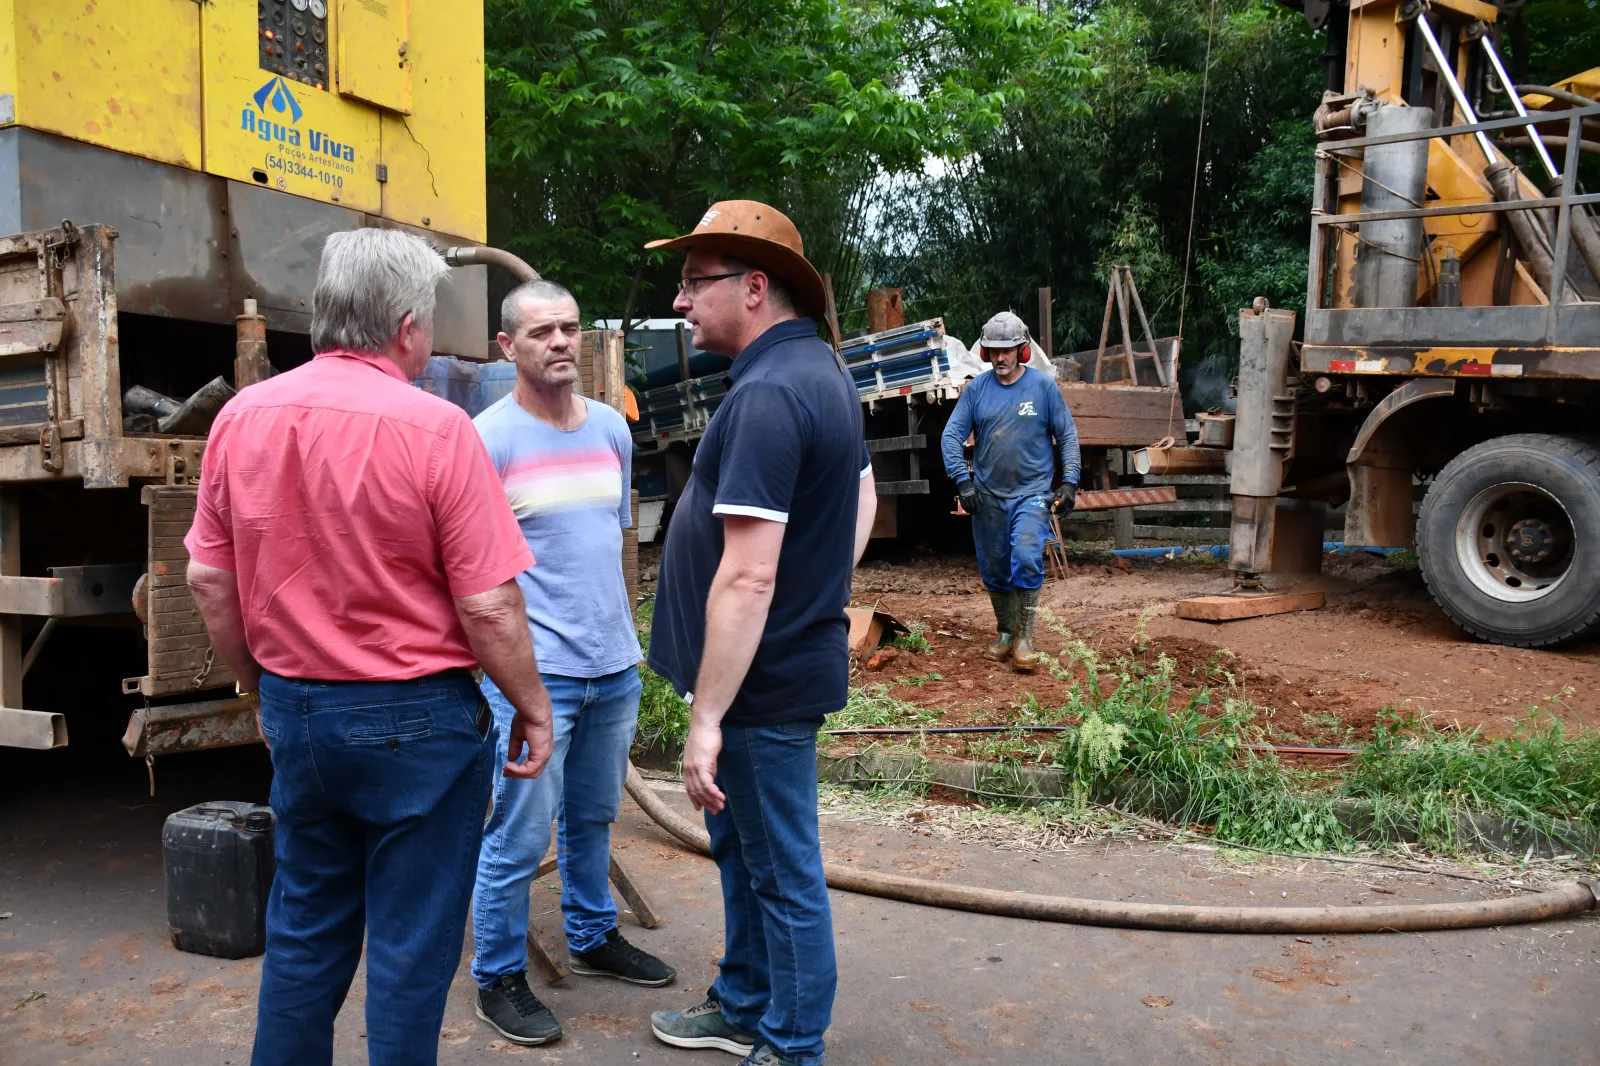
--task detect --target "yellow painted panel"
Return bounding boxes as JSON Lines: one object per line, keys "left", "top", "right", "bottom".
{"left": 0, "top": 0, "right": 17, "bottom": 106}
{"left": 1524, "top": 67, "right": 1600, "bottom": 109}
{"left": 337, "top": 0, "right": 411, "bottom": 114}
{"left": 10, "top": 0, "right": 202, "bottom": 170}
{"left": 1419, "top": 140, "right": 1494, "bottom": 302}
{"left": 1346, "top": 1, "right": 1404, "bottom": 100}
{"left": 201, "top": 0, "right": 379, "bottom": 213}
{"left": 379, "top": 0, "right": 482, "bottom": 240}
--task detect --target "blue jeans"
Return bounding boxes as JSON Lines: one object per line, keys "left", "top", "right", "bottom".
{"left": 971, "top": 490, "right": 1051, "bottom": 592}
{"left": 708, "top": 720, "right": 835, "bottom": 1066}
{"left": 470, "top": 667, "right": 642, "bottom": 985}
{"left": 251, "top": 669, "right": 495, "bottom": 1066}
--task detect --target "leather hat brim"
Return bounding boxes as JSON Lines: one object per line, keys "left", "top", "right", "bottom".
{"left": 644, "top": 232, "right": 827, "bottom": 321}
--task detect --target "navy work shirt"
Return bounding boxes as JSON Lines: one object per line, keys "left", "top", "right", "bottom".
{"left": 649, "top": 317, "right": 869, "bottom": 726}
{"left": 939, "top": 366, "right": 1081, "bottom": 498}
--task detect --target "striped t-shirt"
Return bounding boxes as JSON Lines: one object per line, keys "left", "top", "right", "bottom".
{"left": 474, "top": 393, "right": 641, "bottom": 677}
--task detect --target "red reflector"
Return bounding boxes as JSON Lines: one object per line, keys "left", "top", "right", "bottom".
{"left": 1329, "top": 360, "right": 1355, "bottom": 372}
{"left": 1457, "top": 363, "right": 1491, "bottom": 376}
{"left": 899, "top": 386, "right": 913, "bottom": 394}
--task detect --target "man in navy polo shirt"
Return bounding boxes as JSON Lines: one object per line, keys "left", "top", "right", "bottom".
{"left": 642, "top": 201, "right": 876, "bottom": 1066}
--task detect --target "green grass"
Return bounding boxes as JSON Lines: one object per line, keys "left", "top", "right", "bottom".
{"left": 891, "top": 621, "right": 932, "bottom": 655}
{"left": 632, "top": 598, "right": 1600, "bottom": 859}
{"left": 893, "top": 672, "right": 944, "bottom": 687}
{"left": 633, "top": 598, "right": 690, "bottom": 748}
{"left": 829, "top": 684, "right": 941, "bottom": 730}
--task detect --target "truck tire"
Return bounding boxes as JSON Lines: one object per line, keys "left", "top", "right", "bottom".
{"left": 1417, "top": 433, "right": 1600, "bottom": 647}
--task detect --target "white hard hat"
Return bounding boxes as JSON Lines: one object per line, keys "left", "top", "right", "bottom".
{"left": 978, "top": 311, "right": 1029, "bottom": 349}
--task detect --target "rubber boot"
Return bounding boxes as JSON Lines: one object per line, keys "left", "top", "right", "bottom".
{"left": 1011, "top": 588, "right": 1040, "bottom": 673}
{"left": 983, "top": 591, "right": 1015, "bottom": 662}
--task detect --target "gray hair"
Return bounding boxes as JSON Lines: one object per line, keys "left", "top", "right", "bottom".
{"left": 501, "top": 279, "right": 579, "bottom": 335}
{"left": 310, "top": 229, "right": 451, "bottom": 354}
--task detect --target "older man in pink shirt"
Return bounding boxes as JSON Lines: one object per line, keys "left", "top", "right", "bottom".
{"left": 185, "top": 228, "right": 555, "bottom": 1066}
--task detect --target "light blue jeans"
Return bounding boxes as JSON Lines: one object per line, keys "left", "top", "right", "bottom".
{"left": 469, "top": 666, "right": 642, "bottom": 986}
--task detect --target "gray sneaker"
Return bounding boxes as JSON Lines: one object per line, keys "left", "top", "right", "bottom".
{"left": 650, "top": 995, "right": 757, "bottom": 1056}
{"left": 739, "top": 1046, "right": 798, "bottom": 1066}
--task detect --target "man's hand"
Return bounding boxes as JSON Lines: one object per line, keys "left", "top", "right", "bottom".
{"left": 504, "top": 693, "right": 554, "bottom": 779}
{"left": 1052, "top": 482, "right": 1077, "bottom": 516}
{"left": 957, "top": 480, "right": 981, "bottom": 515}
{"left": 454, "top": 579, "right": 554, "bottom": 778}
{"left": 682, "top": 719, "right": 726, "bottom": 813}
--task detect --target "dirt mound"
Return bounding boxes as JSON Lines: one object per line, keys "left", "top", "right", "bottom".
{"left": 848, "top": 552, "right": 1600, "bottom": 744}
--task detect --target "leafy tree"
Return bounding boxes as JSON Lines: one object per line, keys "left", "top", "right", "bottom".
{"left": 862, "top": 0, "right": 1321, "bottom": 400}
{"left": 483, "top": 0, "right": 1081, "bottom": 329}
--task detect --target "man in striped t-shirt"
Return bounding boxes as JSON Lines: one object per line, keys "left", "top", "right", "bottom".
{"left": 467, "top": 280, "right": 675, "bottom": 1047}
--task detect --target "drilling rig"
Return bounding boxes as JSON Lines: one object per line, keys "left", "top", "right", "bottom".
{"left": 1215, "top": 0, "right": 1600, "bottom": 646}
{"left": 0, "top": 1, "right": 492, "bottom": 755}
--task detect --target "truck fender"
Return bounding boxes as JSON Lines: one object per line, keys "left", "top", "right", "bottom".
{"left": 1344, "top": 378, "right": 1459, "bottom": 549}
{"left": 1346, "top": 377, "right": 1460, "bottom": 467}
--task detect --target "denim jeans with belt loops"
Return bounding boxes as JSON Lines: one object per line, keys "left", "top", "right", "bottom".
{"left": 707, "top": 718, "right": 836, "bottom": 1066}
{"left": 470, "top": 666, "right": 642, "bottom": 985}
{"left": 250, "top": 668, "right": 495, "bottom": 1066}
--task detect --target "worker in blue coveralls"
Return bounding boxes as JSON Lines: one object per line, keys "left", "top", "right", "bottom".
{"left": 941, "top": 311, "right": 1081, "bottom": 672}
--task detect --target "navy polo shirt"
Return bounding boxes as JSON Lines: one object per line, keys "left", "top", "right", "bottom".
{"left": 648, "top": 317, "right": 869, "bottom": 726}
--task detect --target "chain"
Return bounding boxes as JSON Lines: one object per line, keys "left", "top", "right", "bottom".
{"left": 192, "top": 646, "right": 215, "bottom": 688}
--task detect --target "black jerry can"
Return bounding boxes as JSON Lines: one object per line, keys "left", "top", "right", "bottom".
{"left": 162, "top": 801, "right": 276, "bottom": 959}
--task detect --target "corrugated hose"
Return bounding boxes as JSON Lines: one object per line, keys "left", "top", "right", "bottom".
{"left": 623, "top": 764, "right": 1595, "bottom": 934}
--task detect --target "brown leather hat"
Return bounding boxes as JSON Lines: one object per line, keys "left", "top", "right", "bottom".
{"left": 644, "top": 200, "right": 826, "bottom": 320}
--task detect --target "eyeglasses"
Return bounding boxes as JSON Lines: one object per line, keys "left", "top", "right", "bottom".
{"left": 676, "top": 271, "right": 748, "bottom": 298}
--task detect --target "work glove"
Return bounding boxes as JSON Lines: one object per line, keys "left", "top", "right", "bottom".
{"left": 956, "top": 480, "right": 981, "bottom": 515}
{"left": 1052, "top": 482, "right": 1077, "bottom": 516}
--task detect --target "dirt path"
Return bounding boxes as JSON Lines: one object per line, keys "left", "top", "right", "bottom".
{"left": 846, "top": 550, "right": 1600, "bottom": 743}
{"left": 5, "top": 752, "right": 1597, "bottom": 1066}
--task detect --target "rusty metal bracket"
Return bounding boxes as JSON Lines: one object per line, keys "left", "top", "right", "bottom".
{"left": 121, "top": 695, "right": 260, "bottom": 758}
{"left": 165, "top": 440, "right": 192, "bottom": 485}
{"left": 38, "top": 421, "right": 61, "bottom": 473}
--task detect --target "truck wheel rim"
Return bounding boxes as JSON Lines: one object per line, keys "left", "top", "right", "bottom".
{"left": 1455, "top": 481, "right": 1574, "bottom": 603}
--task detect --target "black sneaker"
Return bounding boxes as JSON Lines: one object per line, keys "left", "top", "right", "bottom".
{"left": 739, "top": 1045, "right": 799, "bottom": 1066}
{"left": 475, "top": 972, "right": 561, "bottom": 1045}
{"left": 569, "top": 927, "right": 677, "bottom": 986}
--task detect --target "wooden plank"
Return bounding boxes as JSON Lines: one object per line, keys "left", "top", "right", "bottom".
{"left": 1074, "top": 486, "right": 1178, "bottom": 510}
{"left": 152, "top": 627, "right": 212, "bottom": 647}
{"left": 152, "top": 650, "right": 214, "bottom": 672}
{"left": 134, "top": 669, "right": 236, "bottom": 698}
{"left": 1071, "top": 415, "right": 1180, "bottom": 449}
{"left": 0, "top": 707, "right": 67, "bottom": 749}
{"left": 1174, "top": 591, "right": 1325, "bottom": 622}
{"left": 0, "top": 417, "right": 82, "bottom": 446}
{"left": 0, "top": 316, "right": 64, "bottom": 359}
{"left": 1058, "top": 383, "right": 1180, "bottom": 420}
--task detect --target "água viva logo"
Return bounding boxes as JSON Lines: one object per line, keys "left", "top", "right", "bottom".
{"left": 239, "top": 76, "right": 356, "bottom": 163}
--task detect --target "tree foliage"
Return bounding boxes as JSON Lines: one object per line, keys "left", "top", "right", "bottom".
{"left": 484, "top": 0, "right": 1596, "bottom": 406}
{"left": 866, "top": 0, "right": 1320, "bottom": 403}
{"left": 484, "top": 0, "right": 1094, "bottom": 328}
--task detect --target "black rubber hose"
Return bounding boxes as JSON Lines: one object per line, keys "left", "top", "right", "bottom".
{"left": 623, "top": 764, "right": 1596, "bottom": 934}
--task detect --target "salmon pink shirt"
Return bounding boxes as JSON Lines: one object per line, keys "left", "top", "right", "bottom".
{"left": 185, "top": 349, "right": 534, "bottom": 681}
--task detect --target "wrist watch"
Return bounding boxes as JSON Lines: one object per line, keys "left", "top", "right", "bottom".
{"left": 236, "top": 681, "right": 260, "bottom": 705}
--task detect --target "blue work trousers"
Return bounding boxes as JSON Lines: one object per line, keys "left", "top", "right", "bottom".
{"left": 251, "top": 669, "right": 496, "bottom": 1066}
{"left": 471, "top": 667, "right": 642, "bottom": 985}
{"left": 971, "top": 490, "right": 1052, "bottom": 592}
{"left": 707, "top": 719, "right": 836, "bottom": 1066}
